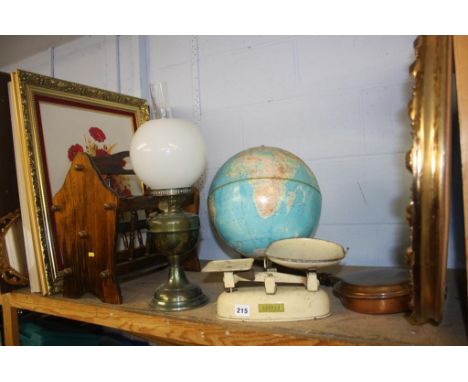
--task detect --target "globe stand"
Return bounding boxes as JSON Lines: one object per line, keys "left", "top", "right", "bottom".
{"left": 148, "top": 187, "right": 208, "bottom": 311}
{"left": 202, "top": 238, "right": 346, "bottom": 321}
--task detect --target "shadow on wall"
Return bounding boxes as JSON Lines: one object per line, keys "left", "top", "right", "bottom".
{"left": 451, "top": 109, "right": 466, "bottom": 269}
{"left": 451, "top": 105, "right": 468, "bottom": 329}
{"left": 390, "top": 79, "right": 413, "bottom": 267}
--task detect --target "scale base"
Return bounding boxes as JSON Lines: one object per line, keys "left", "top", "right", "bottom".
{"left": 217, "top": 286, "right": 330, "bottom": 322}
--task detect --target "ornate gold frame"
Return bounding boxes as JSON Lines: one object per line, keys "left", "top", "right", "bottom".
{"left": 11, "top": 70, "right": 149, "bottom": 294}
{"left": 406, "top": 36, "right": 453, "bottom": 324}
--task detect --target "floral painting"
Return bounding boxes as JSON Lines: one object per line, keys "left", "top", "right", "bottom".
{"left": 67, "top": 126, "right": 134, "bottom": 197}
{"left": 35, "top": 101, "right": 140, "bottom": 199}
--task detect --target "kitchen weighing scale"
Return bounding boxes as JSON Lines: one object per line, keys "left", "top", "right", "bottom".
{"left": 202, "top": 238, "right": 346, "bottom": 322}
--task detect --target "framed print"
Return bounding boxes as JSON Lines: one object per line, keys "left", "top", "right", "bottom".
{"left": 11, "top": 70, "right": 149, "bottom": 294}
{"left": 406, "top": 36, "right": 453, "bottom": 324}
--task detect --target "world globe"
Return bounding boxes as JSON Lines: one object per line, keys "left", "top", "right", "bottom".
{"left": 207, "top": 146, "right": 322, "bottom": 258}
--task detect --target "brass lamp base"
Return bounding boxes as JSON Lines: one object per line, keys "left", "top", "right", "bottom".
{"left": 148, "top": 187, "right": 208, "bottom": 311}
{"left": 150, "top": 281, "right": 208, "bottom": 311}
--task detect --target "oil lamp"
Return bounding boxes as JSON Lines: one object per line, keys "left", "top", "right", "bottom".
{"left": 129, "top": 85, "right": 208, "bottom": 311}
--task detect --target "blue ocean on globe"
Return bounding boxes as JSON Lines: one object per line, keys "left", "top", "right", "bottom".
{"left": 207, "top": 146, "right": 322, "bottom": 258}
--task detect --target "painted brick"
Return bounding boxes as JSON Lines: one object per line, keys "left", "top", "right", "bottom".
{"left": 118, "top": 36, "right": 144, "bottom": 97}
{"left": 148, "top": 36, "right": 191, "bottom": 69}
{"left": 199, "top": 40, "right": 297, "bottom": 111}
{"left": 200, "top": 109, "right": 245, "bottom": 170}
{"left": 360, "top": 82, "right": 413, "bottom": 155}
{"left": 1, "top": 49, "right": 52, "bottom": 76}
{"left": 294, "top": 35, "right": 414, "bottom": 95}
{"left": 199, "top": 36, "right": 294, "bottom": 58}
{"left": 54, "top": 36, "right": 119, "bottom": 91}
{"left": 307, "top": 153, "right": 411, "bottom": 225}
{"left": 241, "top": 90, "right": 364, "bottom": 160}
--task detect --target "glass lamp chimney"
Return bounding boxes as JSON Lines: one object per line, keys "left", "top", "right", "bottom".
{"left": 150, "top": 81, "right": 173, "bottom": 119}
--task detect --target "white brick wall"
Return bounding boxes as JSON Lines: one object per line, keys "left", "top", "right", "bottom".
{"left": 1, "top": 49, "right": 53, "bottom": 76}
{"left": 55, "top": 36, "right": 120, "bottom": 92}
{"left": 3, "top": 35, "right": 462, "bottom": 268}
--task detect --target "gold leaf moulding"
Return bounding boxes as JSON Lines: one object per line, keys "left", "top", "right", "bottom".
{"left": 405, "top": 36, "right": 452, "bottom": 324}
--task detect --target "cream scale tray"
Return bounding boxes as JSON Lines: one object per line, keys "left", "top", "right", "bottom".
{"left": 202, "top": 238, "right": 346, "bottom": 322}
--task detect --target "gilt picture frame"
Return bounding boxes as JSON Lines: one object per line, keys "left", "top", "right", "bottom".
{"left": 10, "top": 70, "right": 149, "bottom": 294}
{"left": 406, "top": 36, "right": 453, "bottom": 324}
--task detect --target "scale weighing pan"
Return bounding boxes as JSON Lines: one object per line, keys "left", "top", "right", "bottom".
{"left": 265, "top": 238, "right": 346, "bottom": 270}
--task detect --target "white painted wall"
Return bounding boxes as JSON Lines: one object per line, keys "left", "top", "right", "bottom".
{"left": 2, "top": 35, "right": 461, "bottom": 268}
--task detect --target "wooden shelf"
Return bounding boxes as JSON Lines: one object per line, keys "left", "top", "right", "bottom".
{"left": 1, "top": 266, "right": 467, "bottom": 345}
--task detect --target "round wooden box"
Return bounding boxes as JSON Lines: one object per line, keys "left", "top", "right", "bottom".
{"left": 333, "top": 269, "right": 411, "bottom": 314}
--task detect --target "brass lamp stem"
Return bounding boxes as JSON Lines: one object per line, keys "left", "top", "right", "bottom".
{"left": 167, "top": 254, "right": 189, "bottom": 286}
{"left": 148, "top": 187, "right": 208, "bottom": 311}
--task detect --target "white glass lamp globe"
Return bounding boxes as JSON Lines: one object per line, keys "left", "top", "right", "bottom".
{"left": 130, "top": 118, "right": 207, "bottom": 190}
